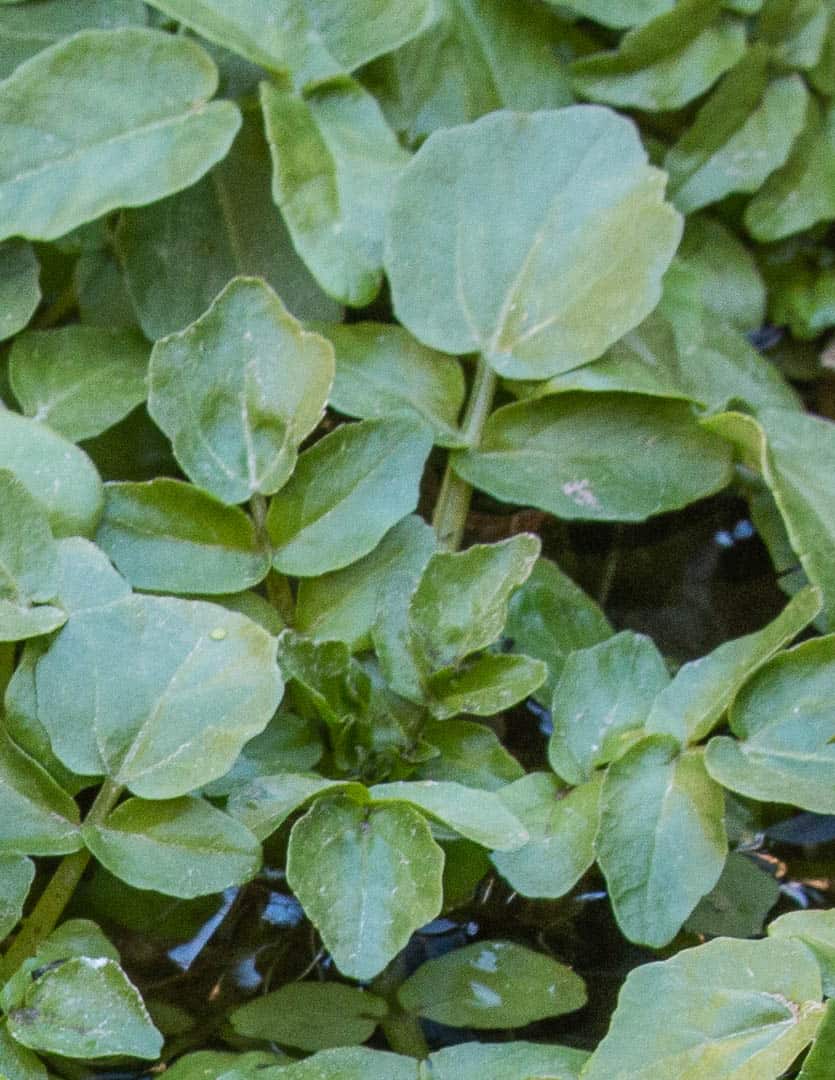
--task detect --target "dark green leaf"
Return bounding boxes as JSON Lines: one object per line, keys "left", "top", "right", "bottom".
{"left": 426, "top": 652, "right": 547, "bottom": 720}
{"left": 759, "top": 0, "right": 829, "bottom": 70}
{"left": 799, "top": 999, "right": 835, "bottom": 1080}
{"left": 0, "top": 730, "right": 81, "bottom": 855}
{"left": 0, "top": 854, "right": 34, "bottom": 940}
{"left": 0, "top": 240, "right": 39, "bottom": 341}
{"left": 262, "top": 1048, "right": 414, "bottom": 1080}
{"left": 0, "top": 1020, "right": 45, "bottom": 1080}
{"left": 413, "top": 719, "right": 524, "bottom": 790}
{"left": 677, "top": 215, "right": 766, "bottom": 330}
{"left": 230, "top": 983, "right": 387, "bottom": 1051}
{"left": 226, "top": 773, "right": 357, "bottom": 841}
{"left": 427, "top": 1040, "right": 589, "bottom": 1080}
{"left": 684, "top": 852, "right": 780, "bottom": 938}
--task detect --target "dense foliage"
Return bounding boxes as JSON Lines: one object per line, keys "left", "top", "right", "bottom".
{"left": 0, "top": 1, "right": 834, "bottom": 1077}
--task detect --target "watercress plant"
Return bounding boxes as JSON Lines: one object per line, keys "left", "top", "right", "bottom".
{"left": 0, "top": 1, "right": 834, "bottom": 1077}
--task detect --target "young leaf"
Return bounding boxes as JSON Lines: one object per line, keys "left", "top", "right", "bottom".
{"left": 428, "top": 1040, "right": 589, "bottom": 1080}
{"left": 385, "top": 107, "right": 681, "bottom": 380}
{"left": 413, "top": 719, "right": 524, "bottom": 790}
{"left": 286, "top": 795, "right": 444, "bottom": 980}
{"left": 148, "top": 276, "right": 334, "bottom": 506}
{"left": 0, "top": 854, "right": 34, "bottom": 941}
{"left": 768, "top": 909, "right": 835, "bottom": 996}
{"left": 453, "top": 394, "right": 733, "bottom": 522}
{"left": 425, "top": 652, "right": 547, "bottom": 720}
{"left": 0, "top": 240, "right": 39, "bottom": 342}
{"left": 596, "top": 737, "right": 727, "bottom": 947}
{"left": 266, "top": 416, "right": 433, "bottom": 576}
{"left": 261, "top": 79, "right": 409, "bottom": 307}
{"left": 397, "top": 940, "right": 586, "bottom": 1028}
{"left": 96, "top": 479, "right": 270, "bottom": 595}
{"left": 0, "top": 730, "right": 81, "bottom": 855}
{"left": 230, "top": 983, "right": 387, "bottom": 1051}
{"left": 9, "top": 326, "right": 148, "bottom": 441}
{"left": 0, "top": 28, "right": 240, "bottom": 241}
{"left": 81, "top": 795, "right": 262, "bottom": 898}
{"left": 548, "top": 631, "right": 670, "bottom": 784}
{"left": 582, "top": 937, "right": 824, "bottom": 1080}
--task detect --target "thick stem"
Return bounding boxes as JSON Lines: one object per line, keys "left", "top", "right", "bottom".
{"left": 371, "top": 954, "right": 429, "bottom": 1059}
{"left": 0, "top": 778, "right": 123, "bottom": 982}
{"left": 432, "top": 358, "right": 497, "bottom": 552}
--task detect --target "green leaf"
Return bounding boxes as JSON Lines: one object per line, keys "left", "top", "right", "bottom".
{"left": 116, "top": 111, "right": 340, "bottom": 341}
{"left": 413, "top": 719, "right": 524, "bottom": 790}
{"left": 286, "top": 795, "right": 444, "bottom": 980}
{"left": 81, "top": 795, "right": 262, "bottom": 898}
{"left": 664, "top": 49, "right": 808, "bottom": 214}
{"left": 53, "top": 535, "right": 131, "bottom": 615}
{"left": 705, "top": 637, "right": 835, "bottom": 813}
{"left": 554, "top": 1, "right": 672, "bottom": 26}
{"left": 453, "top": 394, "right": 733, "bottom": 522}
{"left": 684, "top": 852, "right": 780, "bottom": 938}
{"left": 295, "top": 515, "right": 435, "bottom": 651}
{"left": 261, "top": 1048, "right": 415, "bottom": 1080}
{"left": 369, "top": 780, "right": 529, "bottom": 851}
{"left": 385, "top": 107, "right": 681, "bottom": 380}
{"left": 397, "top": 940, "right": 586, "bottom": 1028}
{"left": 427, "top": 1040, "right": 589, "bottom": 1080}
{"left": 548, "top": 631, "right": 670, "bottom": 784}
{"left": 261, "top": 79, "right": 409, "bottom": 307}
{"left": 96, "top": 479, "right": 270, "bottom": 595}
{"left": 6, "top": 956, "right": 163, "bottom": 1060}
{"left": 35, "top": 593, "right": 283, "bottom": 798}
{"left": 0, "top": 240, "right": 39, "bottom": 342}
{"left": 0, "top": 27, "right": 240, "bottom": 242}
{"left": 769, "top": 909, "right": 835, "bottom": 997}
{"left": 148, "top": 276, "right": 335, "bottom": 506}
{"left": 571, "top": 0, "right": 746, "bottom": 111}
{"left": 799, "top": 999, "right": 835, "bottom": 1080}
{"left": 202, "top": 711, "right": 321, "bottom": 797}
{"left": 0, "top": 730, "right": 81, "bottom": 855}
{"left": 267, "top": 417, "right": 432, "bottom": 576}
{"left": 759, "top": 0, "right": 829, "bottom": 70}
{"left": 9, "top": 326, "right": 148, "bottom": 441}
{"left": 677, "top": 215, "right": 766, "bottom": 330}
{"left": 0, "top": 854, "right": 34, "bottom": 940}
{"left": 504, "top": 556, "right": 612, "bottom": 706}
{"left": 230, "top": 983, "right": 387, "bottom": 1051}
{"left": 582, "top": 937, "right": 824, "bottom": 1080}
{"left": 425, "top": 652, "right": 547, "bottom": 720}
{"left": 321, "top": 323, "right": 466, "bottom": 447}
{"left": 646, "top": 587, "right": 821, "bottom": 745}
{"left": 143, "top": 0, "right": 433, "bottom": 88}
{"left": 491, "top": 772, "right": 601, "bottom": 899}
{"left": 596, "top": 737, "right": 727, "bottom": 947}
{"left": 0, "top": 1020, "right": 45, "bottom": 1080}
{"left": 226, "top": 773, "right": 356, "bottom": 841}
{"left": 276, "top": 631, "right": 369, "bottom": 728}
{"left": 0, "top": 409, "right": 102, "bottom": 537}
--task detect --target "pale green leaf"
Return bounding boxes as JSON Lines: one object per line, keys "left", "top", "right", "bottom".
{"left": 685, "top": 851, "right": 779, "bottom": 939}
{"left": 230, "top": 983, "right": 387, "bottom": 1051}
{"left": 53, "top": 535, "right": 131, "bottom": 614}
{"left": 96, "top": 479, "right": 270, "bottom": 595}
{"left": 769, "top": 909, "right": 835, "bottom": 997}
{"left": 262, "top": 79, "right": 409, "bottom": 307}
{"left": 385, "top": 107, "right": 681, "bottom": 380}
{"left": 264, "top": 1048, "right": 415, "bottom": 1080}
{"left": 0, "top": 730, "right": 81, "bottom": 855}
{"left": 9, "top": 326, "right": 148, "bottom": 441}
{"left": 0, "top": 240, "right": 39, "bottom": 341}
{"left": 148, "top": 276, "right": 334, "bottom": 506}
{"left": 267, "top": 416, "right": 432, "bottom": 576}
{"left": 0, "top": 27, "right": 240, "bottom": 242}
{"left": 492, "top": 772, "right": 601, "bottom": 899}
{"left": 413, "top": 719, "right": 524, "bottom": 790}
{"left": 286, "top": 795, "right": 444, "bottom": 980}
{"left": 549, "top": 631, "right": 669, "bottom": 784}
{"left": 398, "top": 940, "right": 586, "bottom": 1028}
{"left": 425, "top": 652, "right": 547, "bottom": 720}
{"left": 677, "top": 216, "right": 766, "bottom": 330}
{"left": 0, "top": 1021, "right": 45, "bottom": 1080}
{"left": 0, "top": 854, "right": 34, "bottom": 940}
{"left": 799, "top": 999, "right": 835, "bottom": 1080}
{"left": 596, "top": 737, "right": 727, "bottom": 947}
{"left": 453, "top": 394, "right": 733, "bottom": 522}
{"left": 226, "top": 773, "right": 357, "bottom": 841}
{"left": 582, "top": 937, "right": 824, "bottom": 1080}
{"left": 428, "top": 1040, "right": 589, "bottom": 1080}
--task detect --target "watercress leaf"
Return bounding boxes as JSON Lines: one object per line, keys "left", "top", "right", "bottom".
{"left": 504, "top": 556, "right": 612, "bottom": 706}
{"left": 261, "top": 79, "right": 409, "bottom": 308}
{"left": 677, "top": 216, "right": 766, "bottom": 331}
{"left": 685, "top": 851, "right": 779, "bottom": 939}
{"left": 96, "top": 479, "right": 270, "bottom": 595}
{"left": 35, "top": 593, "right": 283, "bottom": 798}
{"left": 82, "top": 795, "right": 262, "bottom": 899}
{"left": 799, "top": 999, "right": 835, "bottom": 1080}
{"left": 759, "top": 0, "right": 829, "bottom": 70}
{"left": 548, "top": 0, "right": 672, "bottom": 26}
{"left": 491, "top": 772, "right": 601, "bottom": 899}
{"left": 413, "top": 719, "right": 524, "bottom": 790}
{"left": 397, "top": 940, "right": 586, "bottom": 1028}
{"left": 6, "top": 956, "right": 163, "bottom": 1060}
{"left": 0, "top": 240, "right": 39, "bottom": 342}
{"left": 581, "top": 936, "right": 824, "bottom": 1080}
{"left": 263, "top": 1047, "right": 415, "bottom": 1080}
{"left": 664, "top": 49, "right": 808, "bottom": 214}
{"left": 267, "top": 417, "right": 432, "bottom": 576}
{"left": 226, "top": 774, "right": 359, "bottom": 841}
{"left": 0, "top": 28, "right": 240, "bottom": 242}
{"left": 425, "top": 653, "right": 548, "bottom": 720}
{"left": 0, "top": 410, "right": 103, "bottom": 537}
{"left": 53, "top": 536, "right": 131, "bottom": 615}
{"left": 570, "top": 0, "right": 747, "bottom": 111}
{"left": 0, "top": 730, "right": 81, "bottom": 855}
{"left": 0, "top": 0, "right": 147, "bottom": 79}
{"left": 148, "top": 276, "right": 335, "bottom": 506}
{"left": 549, "top": 631, "right": 670, "bottom": 784}
{"left": 385, "top": 107, "right": 681, "bottom": 380}
{"left": 230, "top": 983, "right": 387, "bottom": 1051}
{"left": 202, "top": 591, "right": 285, "bottom": 637}
{"left": 0, "top": 1020, "right": 45, "bottom": 1080}
{"left": 453, "top": 394, "right": 733, "bottom": 522}
{"left": 369, "top": 780, "right": 528, "bottom": 851}
{"left": 705, "top": 637, "right": 835, "bottom": 813}
{"left": 320, "top": 323, "right": 466, "bottom": 448}
{"left": 596, "top": 737, "right": 727, "bottom": 947}
{"left": 646, "top": 586, "right": 821, "bottom": 745}
{"left": 0, "top": 854, "right": 34, "bottom": 940}
{"left": 116, "top": 112, "right": 340, "bottom": 341}
{"left": 427, "top": 1040, "right": 589, "bottom": 1080}
{"left": 287, "top": 795, "right": 444, "bottom": 980}
{"left": 296, "top": 515, "right": 436, "bottom": 651}
{"left": 9, "top": 326, "right": 148, "bottom": 441}
{"left": 202, "top": 712, "right": 322, "bottom": 797}
{"left": 769, "top": 909, "right": 835, "bottom": 997}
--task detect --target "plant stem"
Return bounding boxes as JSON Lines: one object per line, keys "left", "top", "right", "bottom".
{"left": 432, "top": 357, "right": 497, "bottom": 552}
{"left": 371, "top": 955, "right": 430, "bottom": 1059}
{"left": 0, "top": 778, "right": 123, "bottom": 982}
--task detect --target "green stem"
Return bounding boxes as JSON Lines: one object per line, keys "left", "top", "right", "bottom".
{"left": 432, "top": 357, "right": 497, "bottom": 552}
{"left": 0, "top": 778, "right": 123, "bottom": 982}
{"left": 250, "top": 494, "right": 295, "bottom": 625}
{"left": 371, "top": 955, "right": 430, "bottom": 1059}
